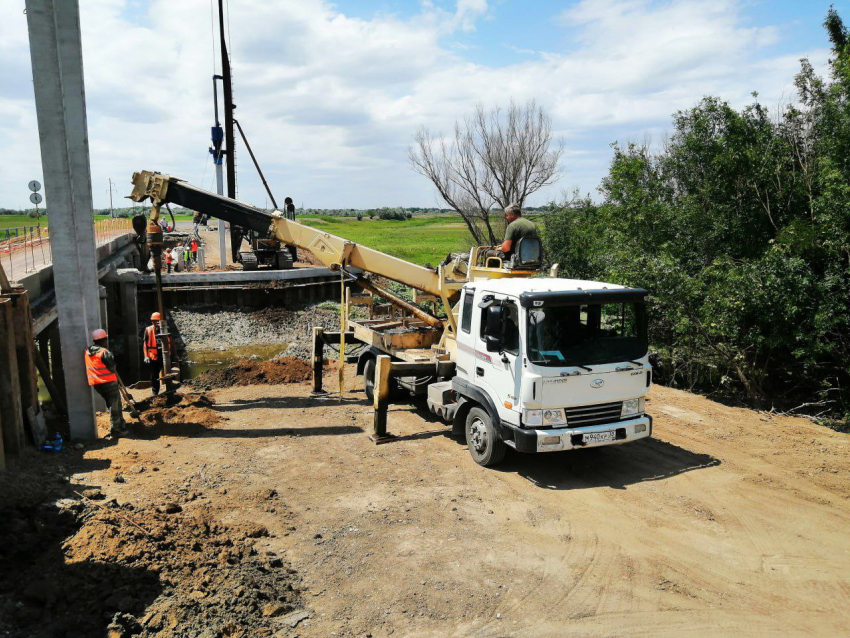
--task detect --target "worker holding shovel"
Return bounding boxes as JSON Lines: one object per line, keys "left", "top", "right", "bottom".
{"left": 85, "top": 329, "right": 128, "bottom": 437}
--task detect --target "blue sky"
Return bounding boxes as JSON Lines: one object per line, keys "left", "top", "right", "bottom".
{"left": 0, "top": 0, "right": 846, "bottom": 210}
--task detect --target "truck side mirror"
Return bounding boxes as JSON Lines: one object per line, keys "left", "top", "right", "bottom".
{"left": 484, "top": 306, "right": 503, "bottom": 352}
{"left": 485, "top": 335, "right": 502, "bottom": 352}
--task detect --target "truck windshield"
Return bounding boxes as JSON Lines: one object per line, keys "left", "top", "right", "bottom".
{"left": 527, "top": 302, "right": 648, "bottom": 366}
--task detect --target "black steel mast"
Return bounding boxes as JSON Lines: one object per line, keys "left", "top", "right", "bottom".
{"left": 217, "top": 0, "right": 236, "bottom": 199}
{"left": 217, "top": 0, "right": 244, "bottom": 262}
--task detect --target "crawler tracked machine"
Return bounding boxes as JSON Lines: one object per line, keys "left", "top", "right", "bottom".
{"left": 130, "top": 171, "right": 653, "bottom": 466}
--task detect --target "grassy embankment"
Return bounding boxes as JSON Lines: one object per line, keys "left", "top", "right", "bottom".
{"left": 298, "top": 215, "right": 472, "bottom": 266}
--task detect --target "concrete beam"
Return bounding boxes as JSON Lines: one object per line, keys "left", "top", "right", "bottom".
{"left": 26, "top": 0, "right": 99, "bottom": 439}
{"left": 108, "top": 266, "right": 336, "bottom": 285}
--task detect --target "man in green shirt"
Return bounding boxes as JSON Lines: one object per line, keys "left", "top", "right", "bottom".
{"left": 497, "top": 203, "right": 538, "bottom": 257}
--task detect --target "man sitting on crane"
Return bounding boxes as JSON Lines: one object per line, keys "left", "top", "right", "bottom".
{"left": 496, "top": 203, "right": 538, "bottom": 258}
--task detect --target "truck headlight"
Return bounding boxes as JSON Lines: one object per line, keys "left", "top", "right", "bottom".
{"left": 621, "top": 398, "right": 645, "bottom": 418}
{"left": 542, "top": 408, "right": 567, "bottom": 426}
{"left": 523, "top": 409, "right": 543, "bottom": 426}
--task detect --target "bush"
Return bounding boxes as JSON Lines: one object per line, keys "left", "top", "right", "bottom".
{"left": 544, "top": 10, "right": 850, "bottom": 425}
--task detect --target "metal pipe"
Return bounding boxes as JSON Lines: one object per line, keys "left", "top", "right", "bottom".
{"left": 233, "top": 118, "right": 278, "bottom": 209}
{"left": 352, "top": 276, "right": 443, "bottom": 328}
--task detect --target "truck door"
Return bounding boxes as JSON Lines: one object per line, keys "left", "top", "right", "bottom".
{"left": 454, "top": 288, "right": 476, "bottom": 382}
{"left": 474, "top": 296, "right": 522, "bottom": 426}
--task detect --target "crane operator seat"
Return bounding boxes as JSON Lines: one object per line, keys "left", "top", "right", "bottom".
{"left": 506, "top": 235, "right": 543, "bottom": 271}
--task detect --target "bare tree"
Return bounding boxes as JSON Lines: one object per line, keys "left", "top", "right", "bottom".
{"left": 409, "top": 100, "right": 564, "bottom": 245}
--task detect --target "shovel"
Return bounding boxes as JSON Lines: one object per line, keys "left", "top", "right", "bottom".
{"left": 116, "top": 375, "right": 143, "bottom": 418}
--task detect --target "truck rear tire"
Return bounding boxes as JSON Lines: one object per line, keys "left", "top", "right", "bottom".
{"left": 363, "top": 357, "right": 376, "bottom": 403}
{"left": 466, "top": 407, "right": 506, "bottom": 467}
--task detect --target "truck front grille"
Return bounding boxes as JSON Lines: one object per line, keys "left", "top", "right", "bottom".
{"left": 565, "top": 401, "right": 623, "bottom": 428}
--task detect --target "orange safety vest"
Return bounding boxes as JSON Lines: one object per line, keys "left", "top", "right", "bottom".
{"left": 144, "top": 325, "right": 159, "bottom": 360}
{"left": 85, "top": 348, "right": 118, "bottom": 386}
{"left": 191, "top": 240, "right": 198, "bottom": 251}
{"left": 165, "top": 250, "right": 173, "bottom": 264}
{"left": 144, "top": 325, "right": 172, "bottom": 361}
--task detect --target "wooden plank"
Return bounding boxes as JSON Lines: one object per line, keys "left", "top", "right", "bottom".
{"left": 26, "top": 406, "right": 47, "bottom": 449}
{"left": 0, "top": 299, "right": 25, "bottom": 455}
{"left": 0, "top": 262, "right": 11, "bottom": 293}
{"left": 0, "top": 409, "right": 5, "bottom": 470}
{"left": 7, "top": 289, "right": 39, "bottom": 418}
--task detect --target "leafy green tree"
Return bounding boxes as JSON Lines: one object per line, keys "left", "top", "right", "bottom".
{"left": 545, "top": 9, "right": 850, "bottom": 426}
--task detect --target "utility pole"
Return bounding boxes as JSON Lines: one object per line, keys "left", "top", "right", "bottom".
{"left": 108, "top": 178, "right": 115, "bottom": 217}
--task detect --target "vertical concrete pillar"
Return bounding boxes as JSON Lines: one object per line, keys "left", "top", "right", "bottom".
{"left": 26, "top": 0, "right": 100, "bottom": 438}
{"left": 121, "top": 280, "right": 141, "bottom": 383}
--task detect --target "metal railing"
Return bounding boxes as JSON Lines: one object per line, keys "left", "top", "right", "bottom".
{"left": 1, "top": 218, "right": 133, "bottom": 280}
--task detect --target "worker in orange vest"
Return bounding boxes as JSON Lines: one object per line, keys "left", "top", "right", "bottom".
{"left": 85, "top": 328, "right": 127, "bottom": 437}
{"left": 165, "top": 248, "right": 173, "bottom": 273}
{"left": 143, "top": 312, "right": 166, "bottom": 396}
{"left": 190, "top": 238, "right": 199, "bottom": 265}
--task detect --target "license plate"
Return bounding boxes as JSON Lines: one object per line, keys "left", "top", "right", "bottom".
{"left": 583, "top": 431, "right": 615, "bottom": 444}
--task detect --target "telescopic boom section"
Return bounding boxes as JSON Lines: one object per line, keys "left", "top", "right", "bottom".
{"left": 128, "top": 171, "right": 446, "bottom": 297}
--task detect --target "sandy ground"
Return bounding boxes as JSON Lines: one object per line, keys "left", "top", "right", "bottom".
{"left": 64, "top": 369, "right": 850, "bottom": 638}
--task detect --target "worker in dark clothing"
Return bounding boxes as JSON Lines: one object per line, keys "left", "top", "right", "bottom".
{"left": 85, "top": 328, "right": 127, "bottom": 437}
{"left": 143, "top": 312, "right": 165, "bottom": 396}
{"left": 497, "top": 203, "right": 538, "bottom": 258}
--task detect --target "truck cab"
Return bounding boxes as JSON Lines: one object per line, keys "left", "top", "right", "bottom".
{"left": 440, "top": 278, "right": 652, "bottom": 466}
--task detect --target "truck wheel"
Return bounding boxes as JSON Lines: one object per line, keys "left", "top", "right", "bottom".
{"left": 363, "top": 357, "right": 376, "bottom": 403}
{"left": 466, "top": 407, "right": 506, "bottom": 467}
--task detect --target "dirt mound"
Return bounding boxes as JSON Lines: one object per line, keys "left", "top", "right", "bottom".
{"left": 190, "top": 357, "right": 314, "bottom": 390}
{"left": 1, "top": 492, "right": 301, "bottom": 638}
{"left": 137, "top": 393, "right": 221, "bottom": 436}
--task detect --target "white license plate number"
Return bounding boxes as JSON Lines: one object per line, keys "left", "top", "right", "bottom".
{"left": 583, "top": 431, "right": 616, "bottom": 444}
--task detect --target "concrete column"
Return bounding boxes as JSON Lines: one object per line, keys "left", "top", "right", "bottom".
{"left": 26, "top": 0, "right": 100, "bottom": 439}
{"left": 121, "top": 281, "right": 141, "bottom": 383}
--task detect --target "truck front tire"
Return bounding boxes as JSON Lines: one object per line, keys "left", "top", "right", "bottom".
{"left": 466, "top": 407, "right": 506, "bottom": 467}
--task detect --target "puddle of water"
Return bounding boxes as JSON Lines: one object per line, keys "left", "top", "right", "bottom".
{"left": 180, "top": 342, "right": 290, "bottom": 379}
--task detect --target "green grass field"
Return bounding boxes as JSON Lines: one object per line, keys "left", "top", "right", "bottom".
{"left": 298, "top": 215, "right": 473, "bottom": 265}
{"left": 0, "top": 213, "right": 194, "bottom": 232}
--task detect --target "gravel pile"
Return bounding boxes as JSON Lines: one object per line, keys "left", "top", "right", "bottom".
{"left": 170, "top": 304, "right": 342, "bottom": 359}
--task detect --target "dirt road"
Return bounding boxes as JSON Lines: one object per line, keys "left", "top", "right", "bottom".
{"left": 68, "top": 372, "right": 850, "bottom": 637}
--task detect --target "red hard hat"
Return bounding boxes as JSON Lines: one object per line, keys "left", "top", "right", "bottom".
{"left": 92, "top": 328, "right": 108, "bottom": 341}
{"left": 151, "top": 312, "right": 162, "bottom": 321}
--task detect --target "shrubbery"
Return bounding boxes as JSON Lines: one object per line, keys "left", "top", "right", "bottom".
{"left": 545, "top": 10, "right": 850, "bottom": 427}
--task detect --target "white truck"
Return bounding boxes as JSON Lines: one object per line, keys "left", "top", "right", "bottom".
{"left": 426, "top": 278, "right": 652, "bottom": 466}
{"left": 130, "top": 171, "right": 653, "bottom": 467}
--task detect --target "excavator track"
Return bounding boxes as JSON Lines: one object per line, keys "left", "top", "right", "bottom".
{"left": 239, "top": 251, "right": 259, "bottom": 271}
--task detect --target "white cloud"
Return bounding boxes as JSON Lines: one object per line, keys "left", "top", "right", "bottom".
{"left": 0, "top": 0, "right": 830, "bottom": 210}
